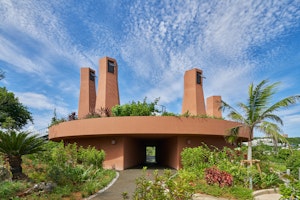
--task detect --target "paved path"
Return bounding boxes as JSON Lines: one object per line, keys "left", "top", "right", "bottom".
{"left": 89, "top": 168, "right": 282, "bottom": 200}
{"left": 254, "top": 193, "right": 282, "bottom": 200}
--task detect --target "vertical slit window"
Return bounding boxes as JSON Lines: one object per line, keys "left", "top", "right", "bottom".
{"left": 89, "top": 70, "right": 95, "bottom": 81}
{"left": 108, "top": 61, "right": 115, "bottom": 73}
{"left": 196, "top": 72, "right": 202, "bottom": 84}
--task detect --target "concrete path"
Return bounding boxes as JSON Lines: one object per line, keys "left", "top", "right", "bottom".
{"left": 254, "top": 193, "right": 282, "bottom": 200}
{"left": 89, "top": 168, "right": 282, "bottom": 200}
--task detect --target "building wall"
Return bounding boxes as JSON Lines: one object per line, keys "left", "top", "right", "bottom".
{"left": 95, "top": 57, "right": 120, "bottom": 113}
{"left": 206, "top": 96, "right": 222, "bottom": 118}
{"left": 182, "top": 68, "right": 206, "bottom": 115}
{"left": 78, "top": 68, "right": 96, "bottom": 118}
{"left": 123, "top": 137, "right": 144, "bottom": 169}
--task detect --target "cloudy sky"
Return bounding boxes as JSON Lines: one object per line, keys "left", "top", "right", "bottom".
{"left": 0, "top": 0, "right": 299, "bottom": 137}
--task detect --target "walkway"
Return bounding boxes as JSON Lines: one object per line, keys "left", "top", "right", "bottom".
{"left": 90, "top": 169, "right": 143, "bottom": 200}
{"left": 88, "top": 167, "right": 282, "bottom": 200}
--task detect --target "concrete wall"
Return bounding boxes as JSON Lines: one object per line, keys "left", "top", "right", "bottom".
{"left": 49, "top": 116, "right": 249, "bottom": 170}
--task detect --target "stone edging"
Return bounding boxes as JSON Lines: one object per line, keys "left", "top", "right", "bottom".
{"left": 84, "top": 171, "right": 120, "bottom": 200}
{"left": 252, "top": 188, "right": 280, "bottom": 197}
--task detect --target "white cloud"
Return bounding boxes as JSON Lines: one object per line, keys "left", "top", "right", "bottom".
{"left": 15, "top": 92, "right": 69, "bottom": 117}
{"left": 120, "top": 0, "right": 300, "bottom": 112}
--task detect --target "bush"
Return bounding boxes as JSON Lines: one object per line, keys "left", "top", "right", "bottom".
{"left": 133, "top": 168, "right": 194, "bottom": 200}
{"left": 78, "top": 145, "right": 105, "bottom": 168}
{"left": 205, "top": 166, "right": 233, "bottom": 187}
{"left": 286, "top": 150, "right": 300, "bottom": 179}
{"left": 181, "top": 145, "right": 211, "bottom": 174}
{"left": 279, "top": 181, "right": 300, "bottom": 199}
{"left": 112, "top": 97, "right": 159, "bottom": 116}
{"left": 0, "top": 181, "right": 29, "bottom": 199}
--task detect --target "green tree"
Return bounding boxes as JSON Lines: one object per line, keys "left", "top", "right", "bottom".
{"left": 0, "top": 87, "right": 33, "bottom": 130}
{"left": 221, "top": 80, "right": 300, "bottom": 189}
{"left": 0, "top": 131, "right": 46, "bottom": 180}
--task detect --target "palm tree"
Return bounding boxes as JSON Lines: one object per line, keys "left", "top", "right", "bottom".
{"left": 221, "top": 80, "right": 300, "bottom": 189}
{"left": 0, "top": 130, "right": 46, "bottom": 180}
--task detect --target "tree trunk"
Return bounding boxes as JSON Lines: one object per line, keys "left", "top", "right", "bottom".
{"left": 7, "top": 155, "right": 26, "bottom": 180}
{"left": 247, "top": 140, "right": 253, "bottom": 190}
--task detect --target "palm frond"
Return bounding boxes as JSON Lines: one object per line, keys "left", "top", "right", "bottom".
{"left": 257, "top": 121, "right": 290, "bottom": 150}
{"left": 262, "top": 95, "right": 300, "bottom": 116}
{"left": 0, "top": 131, "right": 46, "bottom": 156}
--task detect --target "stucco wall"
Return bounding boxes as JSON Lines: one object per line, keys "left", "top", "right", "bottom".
{"left": 49, "top": 116, "right": 249, "bottom": 140}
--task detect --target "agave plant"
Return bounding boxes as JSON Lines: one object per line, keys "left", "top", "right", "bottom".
{"left": 0, "top": 130, "right": 46, "bottom": 180}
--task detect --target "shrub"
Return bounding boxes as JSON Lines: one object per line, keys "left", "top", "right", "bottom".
{"left": 181, "top": 145, "right": 211, "bottom": 174}
{"left": 252, "top": 172, "right": 282, "bottom": 189}
{"left": 279, "top": 181, "right": 300, "bottom": 199}
{"left": 133, "top": 168, "right": 194, "bottom": 200}
{"left": 78, "top": 145, "right": 105, "bottom": 168}
{"left": 112, "top": 97, "right": 159, "bottom": 116}
{"left": 0, "top": 181, "right": 29, "bottom": 199}
{"left": 205, "top": 166, "right": 233, "bottom": 187}
{"left": 286, "top": 150, "right": 300, "bottom": 179}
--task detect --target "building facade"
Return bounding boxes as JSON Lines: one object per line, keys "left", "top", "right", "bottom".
{"left": 49, "top": 56, "right": 248, "bottom": 170}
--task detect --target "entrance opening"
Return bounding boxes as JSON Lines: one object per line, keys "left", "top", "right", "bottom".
{"left": 146, "top": 146, "right": 156, "bottom": 164}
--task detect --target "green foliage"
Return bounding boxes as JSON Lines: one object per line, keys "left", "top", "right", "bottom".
{"left": 133, "top": 168, "right": 194, "bottom": 200}
{"left": 0, "top": 181, "right": 29, "bottom": 199}
{"left": 252, "top": 172, "right": 282, "bottom": 189}
{"left": 0, "top": 141, "right": 115, "bottom": 199}
{"left": 112, "top": 97, "right": 159, "bottom": 116}
{"left": 279, "top": 181, "right": 300, "bottom": 199}
{"left": 181, "top": 145, "right": 211, "bottom": 175}
{"left": 286, "top": 150, "right": 300, "bottom": 179}
{"left": 0, "top": 87, "right": 33, "bottom": 130}
{"left": 78, "top": 145, "right": 105, "bottom": 167}
{"left": 0, "top": 130, "right": 46, "bottom": 156}
{"left": 161, "top": 111, "right": 178, "bottom": 116}
{"left": 287, "top": 137, "right": 300, "bottom": 145}
{"left": 49, "top": 109, "right": 66, "bottom": 127}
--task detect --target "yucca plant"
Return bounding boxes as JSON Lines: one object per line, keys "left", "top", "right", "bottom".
{"left": 0, "top": 130, "right": 46, "bottom": 180}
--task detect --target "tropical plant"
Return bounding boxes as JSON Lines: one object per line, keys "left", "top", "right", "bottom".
{"left": 0, "top": 87, "right": 33, "bottom": 130}
{"left": 0, "top": 131, "right": 46, "bottom": 180}
{"left": 221, "top": 80, "right": 300, "bottom": 189}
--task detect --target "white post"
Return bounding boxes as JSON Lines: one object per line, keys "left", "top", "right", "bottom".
{"left": 287, "top": 169, "right": 290, "bottom": 176}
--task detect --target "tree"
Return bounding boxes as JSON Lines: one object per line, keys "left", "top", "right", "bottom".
{"left": 0, "top": 131, "right": 46, "bottom": 180}
{"left": 221, "top": 80, "right": 300, "bottom": 189}
{"left": 0, "top": 87, "right": 33, "bottom": 130}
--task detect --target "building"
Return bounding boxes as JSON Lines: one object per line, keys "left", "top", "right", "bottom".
{"left": 48, "top": 56, "right": 248, "bottom": 170}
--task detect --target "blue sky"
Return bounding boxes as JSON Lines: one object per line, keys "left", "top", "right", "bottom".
{"left": 0, "top": 0, "right": 299, "bottom": 137}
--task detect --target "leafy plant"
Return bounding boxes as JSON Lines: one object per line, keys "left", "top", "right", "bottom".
{"left": 0, "top": 181, "right": 29, "bottom": 199}
{"left": 78, "top": 145, "right": 105, "bottom": 168}
{"left": 286, "top": 150, "right": 300, "bottom": 179}
{"left": 205, "top": 166, "right": 233, "bottom": 187}
{"left": 279, "top": 181, "right": 300, "bottom": 199}
{"left": 133, "top": 168, "right": 193, "bottom": 200}
{"left": 0, "top": 130, "right": 46, "bottom": 180}
{"left": 112, "top": 97, "right": 159, "bottom": 116}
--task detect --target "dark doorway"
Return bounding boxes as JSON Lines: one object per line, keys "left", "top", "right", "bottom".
{"left": 146, "top": 146, "right": 156, "bottom": 164}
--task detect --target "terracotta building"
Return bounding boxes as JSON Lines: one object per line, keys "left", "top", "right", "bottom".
{"left": 49, "top": 56, "right": 248, "bottom": 170}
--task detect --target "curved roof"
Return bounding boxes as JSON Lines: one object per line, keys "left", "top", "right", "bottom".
{"left": 49, "top": 116, "right": 249, "bottom": 140}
